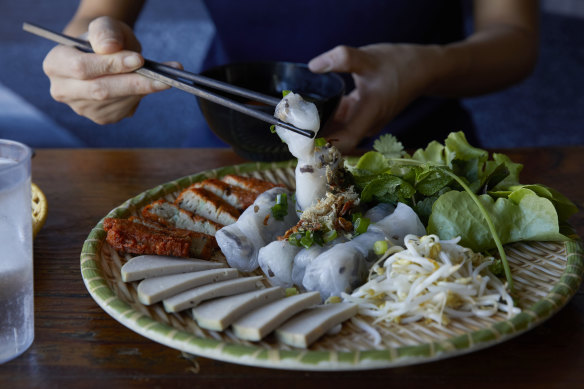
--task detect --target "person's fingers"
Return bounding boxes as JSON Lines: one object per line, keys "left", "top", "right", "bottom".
{"left": 323, "top": 90, "right": 384, "bottom": 152}
{"left": 49, "top": 72, "right": 168, "bottom": 103}
{"left": 163, "top": 61, "right": 184, "bottom": 70}
{"left": 44, "top": 45, "right": 144, "bottom": 79}
{"left": 308, "top": 45, "right": 372, "bottom": 74}
{"left": 70, "top": 95, "right": 142, "bottom": 124}
{"left": 331, "top": 95, "right": 353, "bottom": 123}
{"left": 87, "top": 16, "right": 126, "bottom": 54}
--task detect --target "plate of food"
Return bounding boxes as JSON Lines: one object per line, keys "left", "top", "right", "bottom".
{"left": 80, "top": 93, "right": 583, "bottom": 371}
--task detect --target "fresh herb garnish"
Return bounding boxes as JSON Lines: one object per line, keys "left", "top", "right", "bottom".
{"left": 271, "top": 193, "right": 288, "bottom": 221}
{"left": 373, "top": 134, "right": 406, "bottom": 159}
{"left": 322, "top": 229, "right": 338, "bottom": 243}
{"left": 352, "top": 214, "right": 370, "bottom": 235}
{"left": 373, "top": 240, "right": 388, "bottom": 255}
{"left": 346, "top": 131, "right": 578, "bottom": 291}
{"left": 299, "top": 230, "right": 316, "bottom": 248}
{"left": 314, "top": 137, "right": 327, "bottom": 148}
{"left": 288, "top": 230, "right": 325, "bottom": 249}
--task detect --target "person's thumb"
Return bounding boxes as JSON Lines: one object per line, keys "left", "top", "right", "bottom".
{"left": 88, "top": 16, "right": 126, "bottom": 54}
{"left": 308, "top": 45, "right": 368, "bottom": 74}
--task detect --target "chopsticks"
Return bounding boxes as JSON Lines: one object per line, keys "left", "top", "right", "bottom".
{"left": 22, "top": 22, "right": 315, "bottom": 138}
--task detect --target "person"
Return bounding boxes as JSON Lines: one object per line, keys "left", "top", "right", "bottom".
{"left": 42, "top": 0, "right": 538, "bottom": 152}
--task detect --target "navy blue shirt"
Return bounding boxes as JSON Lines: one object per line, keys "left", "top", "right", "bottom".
{"left": 199, "top": 0, "right": 477, "bottom": 148}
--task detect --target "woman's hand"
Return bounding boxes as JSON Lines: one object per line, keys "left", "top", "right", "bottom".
{"left": 308, "top": 43, "right": 440, "bottom": 152}
{"left": 309, "top": 1, "right": 538, "bottom": 153}
{"left": 42, "top": 16, "right": 180, "bottom": 124}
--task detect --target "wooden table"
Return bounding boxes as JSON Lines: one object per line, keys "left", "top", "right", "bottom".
{"left": 1, "top": 147, "right": 583, "bottom": 388}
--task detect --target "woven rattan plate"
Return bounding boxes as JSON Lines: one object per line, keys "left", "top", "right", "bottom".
{"left": 80, "top": 161, "right": 584, "bottom": 371}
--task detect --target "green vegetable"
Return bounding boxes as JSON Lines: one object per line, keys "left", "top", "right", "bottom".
{"left": 314, "top": 137, "right": 328, "bottom": 148}
{"left": 288, "top": 230, "right": 325, "bottom": 249}
{"left": 285, "top": 287, "right": 299, "bottom": 296}
{"left": 271, "top": 193, "right": 288, "bottom": 221}
{"left": 360, "top": 174, "right": 416, "bottom": 204}
{"left": 429, "top": 188, "right": 570, "bottom": 250}
{"left": 373, "top": 134, "right": 406, "bottom": 159}
{"left": 433, "top": 169, "right": 513, "bottom": 289}
{"left": 374, "top": 240, "right": 388, "bottom": 255}
{"left": 490, "top": 184, "right": 578, "bottom": 221}
{"left": 299, "top": 231, "right": 315, "bottom": 248}
{"left": 287, "top": 233, "right": 302, "bottom": 247}
{"left": 353, "top": 216, "right": 370, "bottom": 235}
{"left": 347, "top": 131, "right": 578, "bottom": 290}
{"left": 282, "top": 90, "right": 291, "bottom": 97}
{"left": 489, "top": 259, "right": 504, "bottom": 276}
{"left": 270, "top": 125, "right": 276, "bottom": 134}
{"left": 323, "top": 229, "right": 338, "bottom": 243}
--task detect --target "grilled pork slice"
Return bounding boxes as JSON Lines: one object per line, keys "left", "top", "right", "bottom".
{"left": 142, "top": 199, "right": 223, "bottom": 235}
{"left": 175, "top": 187, "right": 240, "bottom": 226}
{"left": 192, "top": 178, "right": 257, "bottom": 211}
{"left": 103, "top": 217, "right": 218, "bottom": 259}
{"left": 220, "top": 174, "right": 282, "bottom": 195}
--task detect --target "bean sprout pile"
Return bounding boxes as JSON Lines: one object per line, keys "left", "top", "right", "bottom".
{"left": 343, "top": 234, "right": 520, "bottom": 328}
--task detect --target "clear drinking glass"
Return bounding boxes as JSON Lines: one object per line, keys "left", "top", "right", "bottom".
{"left": 0, "top": 139, "right": 33, "bottom": 364}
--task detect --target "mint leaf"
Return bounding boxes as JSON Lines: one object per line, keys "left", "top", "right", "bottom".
{"left": 360, "top": 175, "right": 415, "bottom": 204}
{"left": 414, "top": 165, "right": 454, "bottom": 196}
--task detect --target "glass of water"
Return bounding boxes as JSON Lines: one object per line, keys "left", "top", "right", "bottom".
{"left": 0, "top": 139, "right": 33, "bottom": 364}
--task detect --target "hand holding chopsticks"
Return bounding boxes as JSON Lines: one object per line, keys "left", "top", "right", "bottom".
{"left": 23, "top": 22, "right": 315, "bottom": 138}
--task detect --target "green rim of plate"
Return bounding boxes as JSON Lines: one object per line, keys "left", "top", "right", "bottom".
{"left": 80, "top": 160, "right": 584, "bottom": 371}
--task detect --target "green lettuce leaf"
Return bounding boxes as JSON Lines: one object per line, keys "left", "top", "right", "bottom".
{"left": 487, "top": 153, "right": 523, "bottom": 190}
{"left": 411, "top": 141, "right": 450, "bottom": 165}
{"left": 352, "top": 151, "right": 389, "bottom": 174}
{"left": 444, "top": 131, "right": 489, "bottom": 164}
{"left": 490, "top": 184, "right": 579, "bottom": 221}
{"left": 428, "top": 189, "right": 569, "bottom": 251}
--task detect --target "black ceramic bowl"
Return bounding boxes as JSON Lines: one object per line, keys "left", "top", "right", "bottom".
{"left": 197, "top": 61, "right": 345, "bottom": 161}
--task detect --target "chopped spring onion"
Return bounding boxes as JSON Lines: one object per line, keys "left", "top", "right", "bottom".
{"left": 314, "top": 137, "right": 328, "bottom": 148}
{"left": 271, "top": 193, "right": 288, "bottom": 221}
{"left": 288, "top": 229, "right": 328, "bottom": 249}
{"left": 287, "top": 233, "right": 300, "bottom": 247}
{"left": 299, "top": 231, "right": 315, "bottom": 249}
{"left": 285, "top": 287, "right": 299, "bottom": 297}
{"left": 353, "top": 216, "right": 370, "bottom": 235}
{"left": 373, "top": 240, "right": 388, "bottom": 256}
{"left": 323, "top": 229, "right": 338, "bottom": 243}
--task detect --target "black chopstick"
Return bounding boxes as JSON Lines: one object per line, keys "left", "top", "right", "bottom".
{"left": 143, "top": 60, "right": 281, "bottom": 107}
{"left": 22, "top": 22, "right": 314, "bottom": 138}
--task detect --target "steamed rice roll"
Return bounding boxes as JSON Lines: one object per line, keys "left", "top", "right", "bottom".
{"left": 302, "top": 203, "right": 426, "bottom": 299}
{"left": 215, "top": 187, "right": 298, "bottom": 272}
{"left": 258, "top": 240, "right": 302, "bottom": 287}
